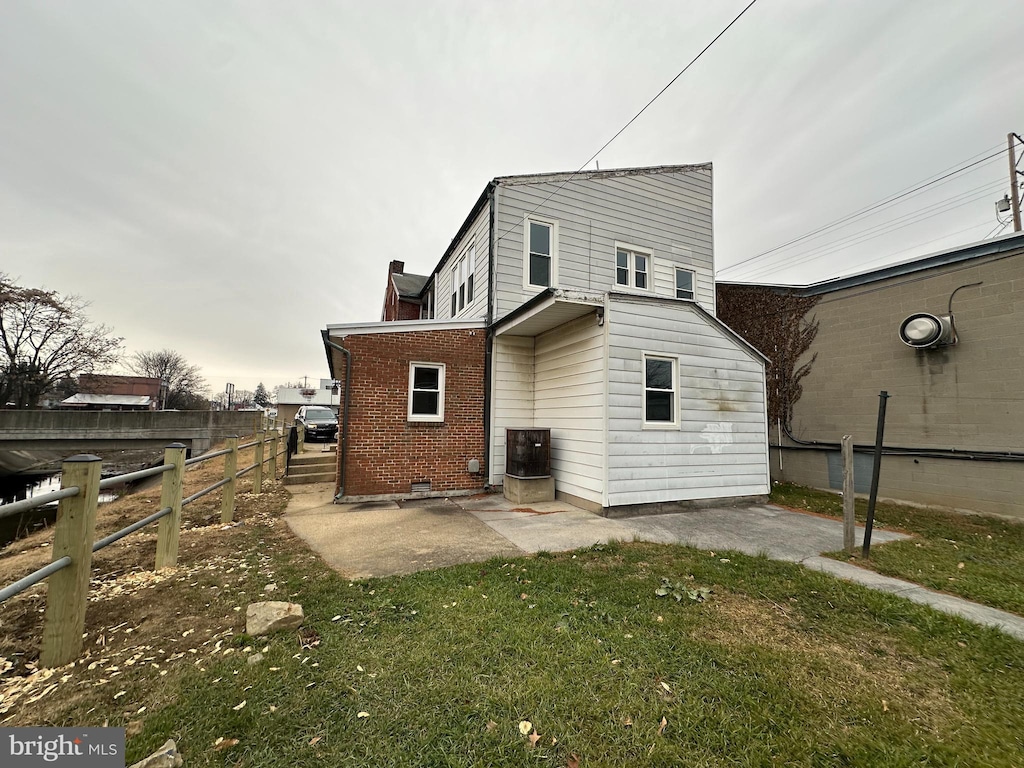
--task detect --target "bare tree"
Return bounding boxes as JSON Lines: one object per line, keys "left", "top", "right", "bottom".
{"left": 128, "top": 349, "right": 209, "bottom": 410}
{"left": 0, "top": 274, "right": 122, "bottom": 408}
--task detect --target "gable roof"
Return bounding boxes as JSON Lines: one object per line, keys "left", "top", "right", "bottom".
{"left": 392, "top": 272, "right": 428, "bottom": 299}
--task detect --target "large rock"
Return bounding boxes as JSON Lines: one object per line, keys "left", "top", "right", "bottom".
{"left": 129, "top": 739, "right": 183, "bottom": 768}
{"left": 246, "top": 601, "right": 304, "bottom": 636}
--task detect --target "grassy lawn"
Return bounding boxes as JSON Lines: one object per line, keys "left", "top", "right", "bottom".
{"left": 771, "top": 483, "right": 1024, "bottom": 616}
{"left": 4, "top": 471, "right": 1023, "bottom": 766}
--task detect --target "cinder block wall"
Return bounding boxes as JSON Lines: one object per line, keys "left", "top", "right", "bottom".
{"left": 780, "top": 247, "right": 1024, "bottom": 519}
{"left": 330, "top": 328, "right": 487, "bottom": 497}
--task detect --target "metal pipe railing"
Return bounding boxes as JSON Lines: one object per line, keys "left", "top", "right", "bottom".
{"left": 0, "top": 557, "right": 71, "bottom": 603}
{"left": 92, "top": 506, "right": 173, "bottom": 552}
{"left": 182, "top": 477, "right": 231, "bottom": 506}
{"left": 0, "top": 486, "right": 81, "bottom": 520}
{"left": 99, "top": 463, "right": 173, "bottom": 489}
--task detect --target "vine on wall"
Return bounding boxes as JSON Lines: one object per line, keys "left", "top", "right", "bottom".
{"left": 716, "top": 285, "right": 820, "bottom": 430}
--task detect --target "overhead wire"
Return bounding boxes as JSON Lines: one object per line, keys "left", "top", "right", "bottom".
{"left": 493, "top": 0, "right": 760, "bottom": 245}
{"left": 718, "top": 143, "right": 1009, "bottom": 275}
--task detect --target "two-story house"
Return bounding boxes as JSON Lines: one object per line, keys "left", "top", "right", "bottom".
{"left": 322, "top": 164, "right": 770, "bottom": 514}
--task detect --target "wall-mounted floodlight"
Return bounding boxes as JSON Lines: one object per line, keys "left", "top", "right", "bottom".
{"left": 996, "top": 195, "right": 1012, "bottom": 214}
{"left": 898, "top": 313, "right": 954, "bottom": 348}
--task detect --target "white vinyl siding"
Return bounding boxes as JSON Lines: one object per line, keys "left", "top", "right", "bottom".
{"left": 435, "top": 205, "right": 490, "bottom": 321}
{"left": 493, "top": 168, "right": 714, "bottom": 321}
{"left": 489, "top": 335, "right": 535, "bottom": 485}
{"left": 605, "top": 296, "right": 769, "bottom": 506}
{"left": 533, "top": 314, "right": 605, "bottom": 505}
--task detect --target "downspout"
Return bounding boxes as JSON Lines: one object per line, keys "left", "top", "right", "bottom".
{"left": 322, "top": 335, "right": 353, "bottom": 501}
{"left": 483, "top": 182, "right": 496, "bottom": 488}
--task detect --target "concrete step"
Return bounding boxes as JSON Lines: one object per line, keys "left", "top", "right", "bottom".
{"left": 284, "top": 471, "right": 336, "bottom": 486}
{"left": 291, "top": 454, "right": 336, "bottom": 468}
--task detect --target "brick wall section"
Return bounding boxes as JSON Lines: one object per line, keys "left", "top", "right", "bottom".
{"left": 330, "top": 328, "right": 487, "bottom": 497}
{"left": 78, "top": 374, "right": 161, "bottom": 398}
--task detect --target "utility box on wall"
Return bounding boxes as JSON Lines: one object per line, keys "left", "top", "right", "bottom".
{"left": 504, "top": 428, "right": 554, "bottom": 503}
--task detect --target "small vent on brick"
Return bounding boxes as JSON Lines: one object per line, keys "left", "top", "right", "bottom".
{"left": 411, "top": 481, "right": 432, "bottom": 493}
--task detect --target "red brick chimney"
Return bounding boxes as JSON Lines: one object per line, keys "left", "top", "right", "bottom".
{"left": 389, "top": 260, "right": 405, "bottom": 276}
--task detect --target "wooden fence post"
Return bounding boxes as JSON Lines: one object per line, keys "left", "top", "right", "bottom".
{"left": 155, "top": 443, "right": 187, "bottom": 570}
{"left": 842, "top": 435, "right": 855, "bottom": 555}
{"left": 297, "top": 422, "right": 305, "bottom": 454}
{"left": 270, "top": 428, "right": 279, "bottom": 480}
{"left": 221, "top": 436, "right": 238, "bottom": 523}
{"left": 254, "top": 432, "right": 265, "bottom": 494}
{"left": 40, "top": 454, "right": 102, "bottom": 668}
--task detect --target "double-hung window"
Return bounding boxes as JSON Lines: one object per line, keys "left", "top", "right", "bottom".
{"left": 675, "top": 268, "right": 695, "bottom": 300}
{"left": 525, "top": 219, "right": 554, "bottom": 289}
{"left": 408, "top": 362, "right": 445, "bottom": 422}
{"left": 449, "top": 245, "right": 476, "bottom": 316}
{"left": 615, "top": 246, "right": 650, "bottom": 290}
{"left": 643, "top": 354, "right": 678, "bottom": 428}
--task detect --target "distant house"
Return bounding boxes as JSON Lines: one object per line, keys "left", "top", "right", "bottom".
{"left": 381, "top": 260, "right": 429, "bottom": 321}
{"left": 59, "top": 374, "right": 162, "bottom": 411}
{"left": 718, "top": 231, "right": 1024, "bottom": 521}
{"left": 323, "top": 164, "right": 771, "bottom": 513}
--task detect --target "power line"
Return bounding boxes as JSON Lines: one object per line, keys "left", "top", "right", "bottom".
{"left": 737, "top": 179, "right": 1005, "bottom": 280}
{"left": 494, "top": 0, "right": 760, "bottom": 245}
{"left": 719, "top": 143, "right": 1009, "bottom": 275}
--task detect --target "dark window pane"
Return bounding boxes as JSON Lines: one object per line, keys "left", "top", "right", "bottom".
{"left": 616, "top": 267, "right": 628, "bottom": 285}
{"left": 467, "top": 274, "right": 474, "bottom": 303}
{"left": 646, "top": 359, "right": 673, "bottom": 389}
{"left": 459, "top": 285, "right": 465, "bottom": 310}
{"left": 616, "top": 251, "right": 628, "bottom": 268}
{"left": 530, "top": 253, "right": 550, "bottom": 286}
{"left": 530, "top": 222, "right": 550, "bottom": 256}
{"left": 412, "top": 391, "right": 439, "bottom": 415}
{"left": 635, "top": 254, "right": 646, "bottom": 272}
{"left": 646, "top": 391, "right": 672, "bottom": 422}
{"left": 635, "top": 271, "right": 647, "bottom": 289}
{"left": 676, "top": 269, "right": 692, "bottom": 291}
{"left": 413, "top": 366, "right": 439, "bottom": 390}
{"left": 451, "top": 294, "right": 456, "bottom": 316}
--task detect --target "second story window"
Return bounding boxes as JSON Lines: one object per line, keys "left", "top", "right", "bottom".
{"left": 527, "top": 220, "right": 553, "bottom": 288}
{"left": 675, "top": 268, "right": 695, "bottom": 300}
{"left": 449, "top": 245, "right": 476, "bottom": 316}
{"left": 615, "top": 246, "right": 650, "bottom": 290}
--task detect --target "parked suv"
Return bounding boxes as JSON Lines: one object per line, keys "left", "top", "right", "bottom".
{"left": 295, "top": 406, "right": 338, "bottom": 442}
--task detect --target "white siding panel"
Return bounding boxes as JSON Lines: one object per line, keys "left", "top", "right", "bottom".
{"left": 605, "top": 297, "right": 769, "bottom": 506}
{"left": 493, "top": 168, "right": 716, "bottom": 322}
{"left": 533, "top": 314, "right": 605, "bottom": 505}
{"left": 490, "top": 335, "right": 535, "bottom": 485}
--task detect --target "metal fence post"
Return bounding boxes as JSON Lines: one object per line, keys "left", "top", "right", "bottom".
{"left": 40, "top": 454, "right": 102, "bottom": 668}
{"left": 254, "top": 431, "right": 265, "bottom": 494}
{"left": 270, "top": 428, "right": 280, "bottom": 479}
{"left": 221, "top": 436, "right": 238, "bottom": 523}
{"left": 155, "top": 443, "right": 186, "bottom": 570}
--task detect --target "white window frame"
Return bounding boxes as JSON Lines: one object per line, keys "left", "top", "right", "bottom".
{"left": 523, "top": 217, "right": 558, "bottom": 290}
{"left": 675, "top": 267, "right": 695, "bottom": 301}
{"left": 642, "top": 353, "right": 678, "bottom": 429}
{"left": 614, "top": 243, "right": 653, "bottom": 292}
{"left": 408, "top": 362, "right": 445, "bottom": 423}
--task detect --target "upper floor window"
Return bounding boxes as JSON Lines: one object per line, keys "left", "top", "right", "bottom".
{"left": 449, "top": 245, "right": 476, "bottom": 316}
{"left": 615, "top": 246, "right": 650, "bottom": 290}
{"left": 643, "top": 354, "right": 678, "bottom": 428}
{"left": 675, "top": 268, "right": 695, "bottom": 300}
{"left": 408, "top": 362, "right": 445, "bottom": 422}
{"left": 420, "top": 287, "right": 433, "bottom": 319}
{"left": 525, "top": 219, "right": 556, "bottom": 289}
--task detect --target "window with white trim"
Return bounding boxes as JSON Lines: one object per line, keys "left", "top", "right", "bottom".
{"left": 615, "top": 246, "right": 650, "bottom": 290}
{"left": 675, "top": 268, "right": 695, "bottom": 300}
{"left": 449, "top": 246, "right": 475, "bottom": 317}
{"left": 526, "top": 219, "right": 554, "bottom": 288}
{"left": 643, "top": 354, "right": 677, "bottom": 428}
{"left": 408, "top": 363, "right": 445, "bottom": 422}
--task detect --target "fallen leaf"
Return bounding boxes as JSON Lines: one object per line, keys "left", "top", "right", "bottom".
{"left": 660, "top": 682, "right": 671, "bottom": 693}
{"left": 622, "top": 715, "right": 633, "bottom": 727}
{"left": 528, "top": 733, "right": 541, "bottom": 748}
{"left": 882, "top": 700, "right": 889, "bottom": 712}
{"left": 518, "top": 720, "right": 533, "bottom": 736}
{"left": 357, "top": 711, "right": 370, "bottom": 719}
{"left": 309, "top": 736, "right": 322, "bottom": 746}
{"left": 658, "top": 716, "right": 668, "bottom": 736}
{"left": 957, "top": 562, "right": 965, "bottom": 570}
{"left": 356, "top": 665, "right": 364, "bottom": 672}
{"left": 213, "top": 738, "right": 239, "bottom": 751}
{"left": 233, "top": 700, "right": 246, "bottom": 711}
{"left": 485, "top": 720, "right": 497, "bottom": 733}
{"left": 568, "top": 754, "right": 580, "bottom": 768}
{"left": 550, "top": 736, "right": 558, "bottom": 746}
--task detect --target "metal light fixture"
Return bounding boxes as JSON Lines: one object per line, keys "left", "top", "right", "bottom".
{"left": 996, "top": 195, "right": 1012, "bottom": 214}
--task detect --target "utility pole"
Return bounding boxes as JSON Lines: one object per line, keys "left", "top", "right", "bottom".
{"left": 1009, "top": 132, "right": 1022, "bottom": 232}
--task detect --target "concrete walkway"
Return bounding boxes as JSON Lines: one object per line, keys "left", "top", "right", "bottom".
{"left": 283, "top": 486, "right": 1024, "bottom": 641}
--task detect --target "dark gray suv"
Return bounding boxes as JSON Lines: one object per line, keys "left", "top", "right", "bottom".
{"left": 295, "top": 406, "right": 338, "bottom": 442}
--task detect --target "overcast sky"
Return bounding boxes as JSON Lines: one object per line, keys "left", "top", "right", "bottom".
{"left": 1, "top": 1, "right": 1021, "bottom": 395}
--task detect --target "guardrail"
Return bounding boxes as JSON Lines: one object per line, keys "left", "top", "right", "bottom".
{"left": 0, "top": 427, "right": 288, "bottom": 668}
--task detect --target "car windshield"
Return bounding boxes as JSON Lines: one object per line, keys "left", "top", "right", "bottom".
{"left": 305, "top": 408, "right": 335, "bottom": 419}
